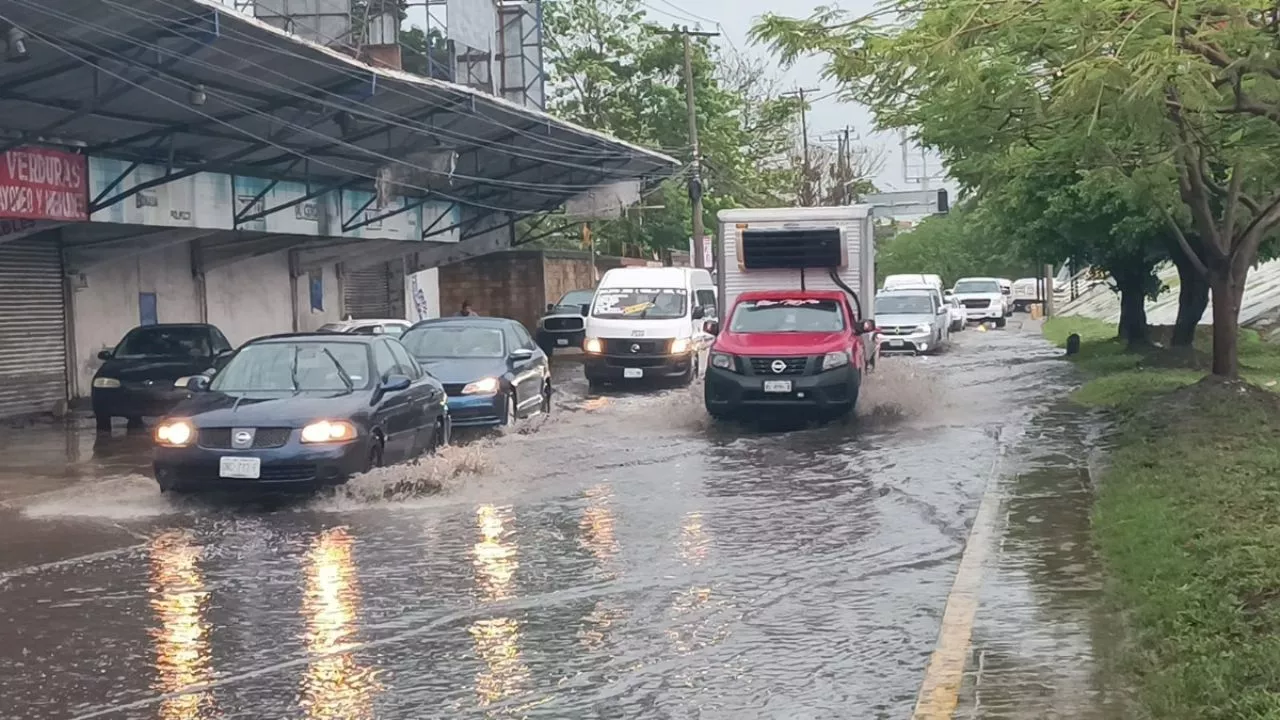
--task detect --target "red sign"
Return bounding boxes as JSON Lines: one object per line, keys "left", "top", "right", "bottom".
{"left": 0, "top": 147, "right": 88, "bottom": 221}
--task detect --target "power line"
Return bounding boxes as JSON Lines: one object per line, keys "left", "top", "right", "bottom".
{"left": 781, "top": 87, "right": 820, "bottom": 206}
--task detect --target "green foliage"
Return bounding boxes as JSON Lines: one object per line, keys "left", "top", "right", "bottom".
{"left": 539, "top": 0, "right": 804, "bottom": 256}
{"left": 874, "top": 207, "right": 1032, "bottom": 286}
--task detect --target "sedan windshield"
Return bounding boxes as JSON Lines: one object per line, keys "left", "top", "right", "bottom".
{"left": 401, "top": 326, "right": 505, "bottom": 358}
{"left": 210, "top": 342, "right": 370, "bottom": 393}
{"left": 954, "top": 280, "right": 1000, "bottom": 294}
{"left": 730, "top": 299, "right": 844, "bottom": 332}
{"left": 876, "top": 295, "right": 934, "bottom": 315}
{"left": 114, "top": 327, "right": 211, "bottom": 358}
{"left": 592, "top": 288, "right": 687, "bottom": 319}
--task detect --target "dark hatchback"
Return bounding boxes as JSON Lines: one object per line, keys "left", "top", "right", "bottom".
{"left": 91, "top": 323, "right": 234, "bottom": 432}
{"left": 151, "top": 333, "right": 449, "bottom": 493}
{"left": 400, "top": 317, "right": 550, "bottom": 428}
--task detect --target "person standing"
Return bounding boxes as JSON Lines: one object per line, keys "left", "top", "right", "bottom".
{"left": 457, "top": 301, "right": 479, "bottom": 317}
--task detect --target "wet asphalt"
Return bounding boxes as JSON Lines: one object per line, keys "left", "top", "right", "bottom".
{"left": 0, "top": 321, "right": 1121, "bottom": 719}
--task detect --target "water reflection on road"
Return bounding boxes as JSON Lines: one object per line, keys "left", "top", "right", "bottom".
{"left": 0, "top": 325, "right": 1095, "bottom": 718}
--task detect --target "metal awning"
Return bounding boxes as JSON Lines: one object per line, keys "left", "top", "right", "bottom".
{"left": 0, "top": 0, "right": 680, "bottom": 217}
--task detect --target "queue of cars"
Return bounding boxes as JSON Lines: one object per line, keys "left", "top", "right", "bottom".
{"left": 92, "top": 311, "right": 553, "bottom": 495}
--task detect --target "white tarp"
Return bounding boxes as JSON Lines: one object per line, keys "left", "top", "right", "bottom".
{"left": 564, "top": 180, "right": 641, "bottom": 220}
{"left": 447, "top": 0, "right": 496, "bottom": 50}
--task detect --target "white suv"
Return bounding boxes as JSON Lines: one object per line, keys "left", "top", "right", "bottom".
{"left": 952, "top": 277, "right": 1007, "bottom": 328}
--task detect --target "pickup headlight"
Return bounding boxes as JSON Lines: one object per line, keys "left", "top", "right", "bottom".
{"left": 583, "top": 337, "right": 603, "bottom": 354}
{"left": 916, "top": 324, "right": 932, "bottom": 334}
{"left": 301, "top": 420, "right": 357, "bottom": 443}
{"left": 710, "top": 352, "right": 735, "bottom": 371}
{"left": 462, "top": 377, "right": 499, "bottom": 395}
{"left": 822, "top": 351, "right": 850, "bottom": 370}
{"left": 670, "top": 338, "right": 691, "bottom": 354}
{"left": 92, "top": 377, "right": 120, "bottom": 389}
{"left": 155, "top": 420, "right": 193, "bottom": 447}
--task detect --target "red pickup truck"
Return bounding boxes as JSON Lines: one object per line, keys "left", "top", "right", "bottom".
{"left": 702, "top": 290, "right": 875, "bottom": 420}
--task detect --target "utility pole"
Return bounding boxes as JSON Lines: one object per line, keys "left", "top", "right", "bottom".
{"left": 782, "top": 87, "right": 820, "bottom": 206}
{"left": 658, "top": 25, "right": 719, "bottom": 268}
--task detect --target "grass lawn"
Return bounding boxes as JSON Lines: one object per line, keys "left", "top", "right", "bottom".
{"left": 1045, "top": 316, "right": 1280, "bottom": 718}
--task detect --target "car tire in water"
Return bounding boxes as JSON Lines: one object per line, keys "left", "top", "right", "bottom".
{"left": 95, "top": 413, "right": 111, "bottom": 433}
{"left": 365, "top": 438, "right": 384, "bottom": 472}
{"left": 995, "top": 316, "right": 1007, "bottom": 328}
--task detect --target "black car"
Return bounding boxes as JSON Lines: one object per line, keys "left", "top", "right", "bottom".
{"left": 151, "top": 333, "right": 449, "bottom": 493}
{"left": 400, "top": 317, "right": 550, "bottom": 428}
{"left": 92, "top": 323, "right": 235, "bottom": 432}
{"left": 535, "top": 288, "right": 594, "bottom": 355}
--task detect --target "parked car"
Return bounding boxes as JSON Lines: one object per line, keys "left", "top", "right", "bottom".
{"left": 1011, "top": 277, "right": 1040, "bottom": 312}
{"left": 952, "top": 277, "right": 1008, "bottom": 327}
{"left": 703, "top": 290, "right": 874, "bottom": 420}
{"left": 400, "top": 317, "right": 551, "bottom": 428}
{"left": 873, "top": 289, "right": 950, "bottom": 354}
{"left": 884, "top": 283, "right": 951, "bottom": 345}
{"left": 151, "top": 333, "right": 449, "bottom": 493}
{"left": 582, "top": 266, "right": 717, "bottom": 389}
{"left": 535, "top": 288, "right": 595, "bottom": 355}
{"left": 945, "top": 294, "right": 966, "bottom": 331}
{"left": 92, "top": 323, "right": 235, "bottom": 432}
{"left": 316, "top": 318, "right": 411, "bottom": 337}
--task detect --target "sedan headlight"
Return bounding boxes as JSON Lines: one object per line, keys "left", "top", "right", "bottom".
{"left": 583, "top": 337, "right": 603, "bottom": 354}
{"left": 822, "top": 351, "right": 850, "bottom": 370}
{"left": 916, "top": 324, "right": 932, "bottom": 334}
{"left": 670, "top": 338, "right": 692, "bottom": 354}
{"left": 710, "top": 352, "right": 735, "bottom": 370}
{"left": 155, "top": 420, "right": 193, "bottom": 447}
{"left": 300, "top": 420, "right": 357, "bottom": 443}
{"left": 92, "top": 377, "right": 120, "bottom": 389}
{"left": 462, "top": 377, "right": 499, "bottom": 395}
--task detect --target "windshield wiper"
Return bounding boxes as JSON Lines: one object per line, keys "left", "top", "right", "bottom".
{"left": 639, "top": 293, "right": 661, "bottom": 319}
{"left": 290, "top": 346, "right": 301, "bottom": 391}
{"left": 320, "top": 348, "right": 355, "bottom": 392}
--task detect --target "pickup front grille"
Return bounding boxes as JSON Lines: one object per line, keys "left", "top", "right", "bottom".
{"left": 543, "top": 317, "right": 583, "bottom": 332}
{"left": 198, "top": 427, "right": 292, "bottom": 449}
{"left": 747, "top": 356, "right": 808, "bottom": 375}
{"left": 879, "top": 326, "right": 917, "bottom": 336}
{"left": 961, "top": 299, "right": 992, "bottom": 309}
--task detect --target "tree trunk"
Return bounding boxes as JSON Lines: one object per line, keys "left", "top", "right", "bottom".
{"left": 1171, "top": 251, "right": 1209, "bottom": 347}
{"left": 1112, "top": 267, "right": 1150, "bottom": 346}
{"left": 1209, "top": 269, "right": 1246, "bottom": 378}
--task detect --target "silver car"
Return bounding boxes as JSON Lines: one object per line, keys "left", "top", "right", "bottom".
{"left": 874, "top": 289, "right": 950, "bottom": 355}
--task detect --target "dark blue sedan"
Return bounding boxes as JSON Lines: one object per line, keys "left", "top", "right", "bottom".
{"left": 151, "top": 333, "right": 449, "bottom": 493}
{"left": 400, "top": 317, "right": 550, "bottom": 428}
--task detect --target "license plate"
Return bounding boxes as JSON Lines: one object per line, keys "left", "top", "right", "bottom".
{"left": 556, "top": 338, "right": 569, "bottom": 346}
{"left": 763, "top": 380, "right": 792, "bottom": 393}
{"left": 623, "top": 368, "right": 643, "bottom": 379}
{"left": 219, "top": 456, "right": 261, "bottom": 479}
{"left": 889, "top": 339, "right": 904, "bottom": 347}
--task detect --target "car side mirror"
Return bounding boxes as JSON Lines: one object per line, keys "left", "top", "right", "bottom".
{"left": 177, "top": 374, "right": 211, "bottom": 391}
{"left": 691, "top": 305, "right": 705, "bottom": 320}
{"left": 546, "top": 303, "right": 555, "bottom": 313}
{"left": 704, "top": 320, "right": 719, "bottom": 335}
{"left": 380, "top": 375, "right": 411, "bottom": 392}
{"left": 580, "top": 304, "right": 590, "bottom": 316}
{"left": 97, "top": 349, "right": 112, "bottom": 361}
{"left": 510, "top": 348, "right": 534, "bottom": 361}
{"left": 858, "top": 320, "right": 876, "bottom": 334}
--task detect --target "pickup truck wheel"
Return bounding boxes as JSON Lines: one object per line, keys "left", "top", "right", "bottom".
{"left": 995, "top": 317, "right": 1007, "bottom": 328}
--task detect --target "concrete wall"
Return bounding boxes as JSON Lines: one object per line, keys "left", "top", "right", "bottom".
{"left": 205, "top": 250, "right": 294, "bottom": 346}
{"left": 439, "top": 251, "right": 546, "bottom": 332}
{"left": 542, "top": 254, "right": 596, "bottom": 307}
{"left": 295, "top": 264, "right": 343, "bottom": 331}
{"left": 70, "top": 241, "right": 201, "bottom": 397}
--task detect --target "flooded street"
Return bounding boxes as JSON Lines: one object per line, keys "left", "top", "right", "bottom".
{"left": 0, "top": 323, "right": 1112, "bottom": 719}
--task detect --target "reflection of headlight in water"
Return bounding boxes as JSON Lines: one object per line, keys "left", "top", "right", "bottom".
{"left": 469, "top": 616, "right": 530, "bottom": 706}
{"left": 148, "top": 530, "right": 212, "bottom": 720}
{"left": 579, "top": 484, "right": 617, "bottom": 563}
{"left": 473, "top": 505, "right": 518, "bottom": 601}
{"left": 678, "top": 511, "right": 708, "bottom": 565}
{"left": 301, "top": 527, "right": 380, "bottom": 720}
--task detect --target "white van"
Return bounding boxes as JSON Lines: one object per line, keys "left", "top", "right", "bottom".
{"left": 582, "top": 267, "right": 717, "bottom": 388}
{"left": 884, "top": 273, "right": 944, "bottom": 292}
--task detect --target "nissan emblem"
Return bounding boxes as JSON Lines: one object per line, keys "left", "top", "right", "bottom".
{"left": 631, "top": 343, "right": 640, "bottom": 353}
{"left": 771, "top": 360, "right": 787, "bottom": 373}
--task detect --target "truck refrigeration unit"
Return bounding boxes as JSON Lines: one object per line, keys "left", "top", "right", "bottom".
{"left": 702, "top": 205, "right": 879, "bottom": 420}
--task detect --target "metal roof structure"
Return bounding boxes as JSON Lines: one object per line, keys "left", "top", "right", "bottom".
{"left": 0, "top": 0, "right": 680, "bottom": 227}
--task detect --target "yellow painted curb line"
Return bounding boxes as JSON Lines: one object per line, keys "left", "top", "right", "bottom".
{"left": 912, "top": 451, "right": 1005, "bottom": 719}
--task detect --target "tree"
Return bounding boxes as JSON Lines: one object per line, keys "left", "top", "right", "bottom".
{"left": 540, "top": 0, "right": 801, "bottom": 256}
{"left": 753, "top": 0, "right": 1280, "bottom": 377}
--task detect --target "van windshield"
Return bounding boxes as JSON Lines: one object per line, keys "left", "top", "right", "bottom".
{"left": 591, "top": 288, "right": 688, "bottom": 319}
{"left": 730, "top": 299, "right": 844, "bottom": 332}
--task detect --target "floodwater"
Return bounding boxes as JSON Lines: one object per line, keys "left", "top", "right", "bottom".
{"left": 0, "top": 323, "right": 1103, "bottom": 719}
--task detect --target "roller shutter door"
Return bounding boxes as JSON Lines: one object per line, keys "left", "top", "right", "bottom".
{"left": 0, "top": 238, "right": 67, "bottom": 417}
{"left": 343, "top": 262, "right": 402, "bottom": 319}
